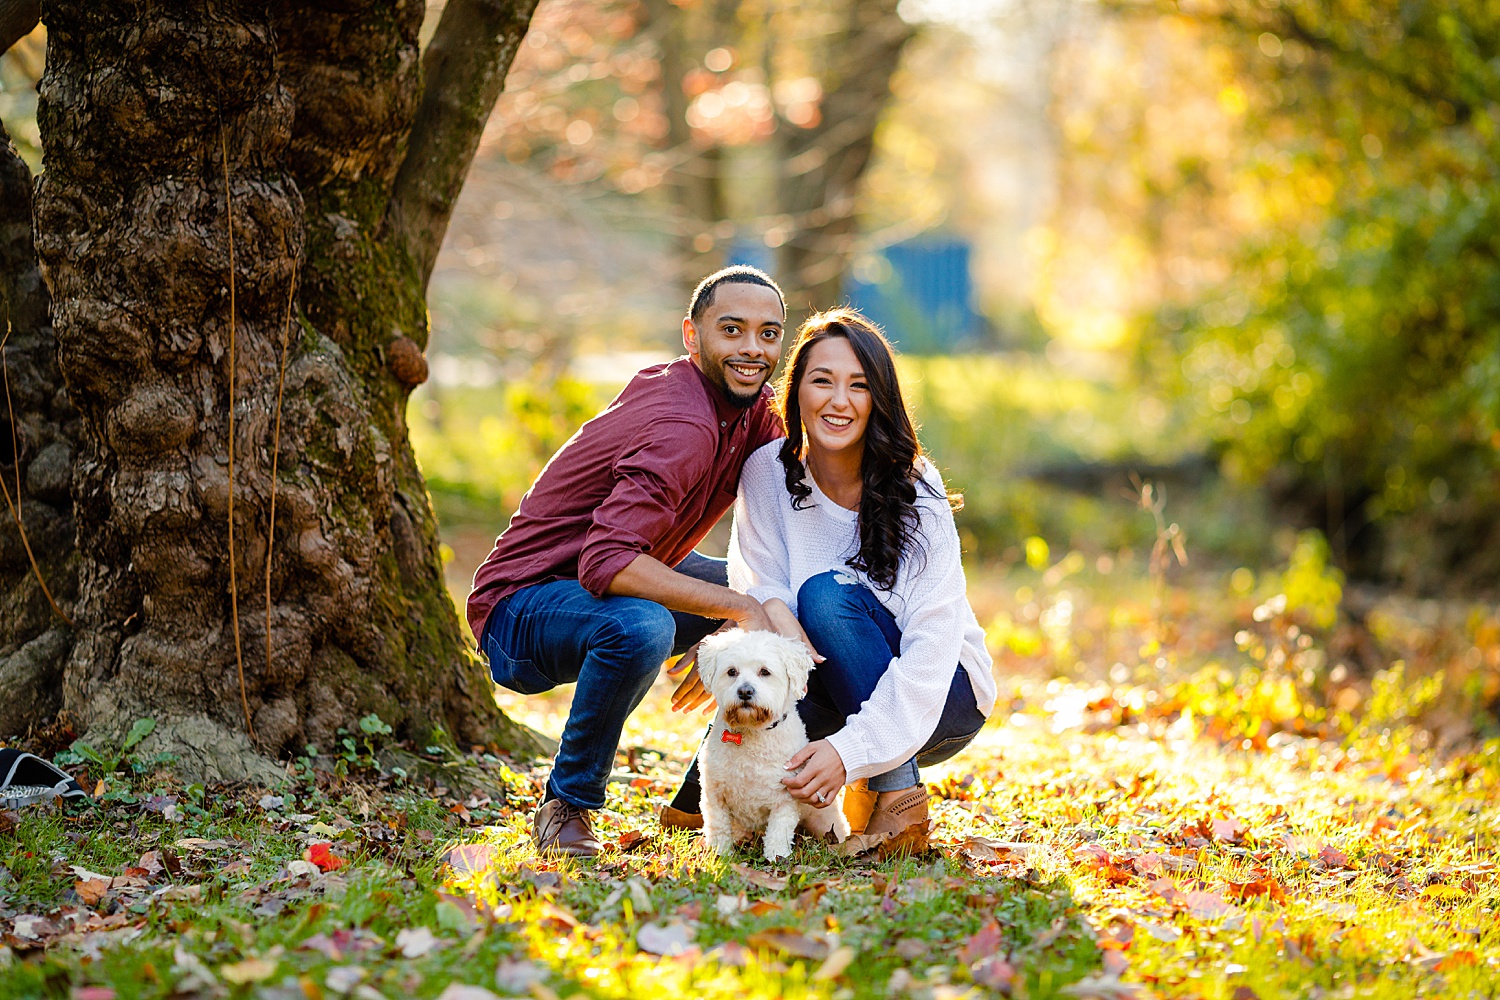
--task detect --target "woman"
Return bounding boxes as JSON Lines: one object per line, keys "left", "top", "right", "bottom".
{"left": 667, "top": 307, "right": 996, "bottom": 851}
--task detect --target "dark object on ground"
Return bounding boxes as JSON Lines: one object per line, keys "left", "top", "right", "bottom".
{"left": 0, "top": 747, "right": 86, "bottom": 809}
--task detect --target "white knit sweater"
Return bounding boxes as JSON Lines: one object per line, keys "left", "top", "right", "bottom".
{"left": 727, "top": 442, "right": 997, "bottom": 782}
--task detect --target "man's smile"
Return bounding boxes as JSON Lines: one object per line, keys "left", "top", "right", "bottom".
{"left": 726, "top": 360, "right": 768, "bottom": 383}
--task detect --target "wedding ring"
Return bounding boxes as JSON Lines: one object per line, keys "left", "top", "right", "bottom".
{"left": 815, "top": 791, "right": 826, "bottom": 803}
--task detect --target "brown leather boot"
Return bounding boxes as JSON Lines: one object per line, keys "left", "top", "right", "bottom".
{"left": 533, "top": 798, "right": 602, "bottom": 857}
{"left": 842, "top": 779, "right": 877, "bottom": 835}
{"left": 863, "top": 786, "right": 930, "bottom": 856}
{"left": 658, "top": 805, "right": 703, "bottom": 831}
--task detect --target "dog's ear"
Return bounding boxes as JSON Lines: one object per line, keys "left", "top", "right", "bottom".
{"left": 695, "top": 629, "right": 735, "bottom": 690}
{"left": 778, "top": 637, "right": 815, "bottom": 711}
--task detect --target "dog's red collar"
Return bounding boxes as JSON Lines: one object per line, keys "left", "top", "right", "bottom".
{"left": 712, "top": 714, "right": 787, "bottom": 747}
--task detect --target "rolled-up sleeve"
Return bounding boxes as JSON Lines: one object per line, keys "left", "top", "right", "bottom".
{"left": 577, "top": 419, "right": 716, "bottom": 596}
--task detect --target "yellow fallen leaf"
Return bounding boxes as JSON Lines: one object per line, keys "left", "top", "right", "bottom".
{"left": 813, "top": 946, "right": 856, "bottom": 981}
{"left": 219, "top": 956, "right": 278, "bottom": 984}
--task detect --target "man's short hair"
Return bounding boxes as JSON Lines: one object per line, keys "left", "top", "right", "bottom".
{"left": 687, "top": 265, "right": 786, "bottom": 324}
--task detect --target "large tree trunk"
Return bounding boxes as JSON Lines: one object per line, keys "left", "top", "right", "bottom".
{"left": 17, "top": 0, "right": 542, "bottom": 780}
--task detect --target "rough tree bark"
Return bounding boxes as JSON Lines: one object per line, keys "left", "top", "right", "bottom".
{"left": 775, "top": 0, "right": 913, "bottom": 317}
{"left": 0, "top": 115, "right": 78, "bottom": 740}
{"left": 4, "top": 0, "right": 543, "bottom": 779}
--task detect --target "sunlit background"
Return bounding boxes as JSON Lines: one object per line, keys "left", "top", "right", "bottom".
{"left": 4, "top": 0, "right": 1498, "bottom": 751}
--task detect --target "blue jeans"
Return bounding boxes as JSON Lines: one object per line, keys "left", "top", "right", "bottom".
{"left": 481, "top": 552, "right": 728, "bottom": 810}
{"left": 673, "top": 569, "right": 987, "bottom": 809}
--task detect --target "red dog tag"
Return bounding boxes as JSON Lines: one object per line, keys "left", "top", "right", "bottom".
{"left": 720, "top": 730, "right": 742, "bottom": 745}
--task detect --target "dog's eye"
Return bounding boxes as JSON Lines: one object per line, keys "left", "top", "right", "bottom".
{"left": 726, "top": 667, "right": 737, "bottom": 678}
{"left": 759, "top": 668, "right": 771, "bottom": 677}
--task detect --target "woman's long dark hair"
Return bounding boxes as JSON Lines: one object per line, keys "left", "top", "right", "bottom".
{"left": 777, "top": 308, "right": 960, "bottom": 590}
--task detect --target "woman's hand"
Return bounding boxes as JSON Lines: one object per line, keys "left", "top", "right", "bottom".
{"left": 761, "top": 599, "right": 825, "bottom": 663}
{"left": 782, "top": 740, "right": 846, "bottom": 806}
{"left": 667, "top": 644, "right": 717, "bottom": 714}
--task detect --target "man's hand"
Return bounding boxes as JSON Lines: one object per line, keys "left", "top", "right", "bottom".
{"left": 761, "top": 599, "right": 824, "bottom": 662}
{"left": 782, "top": 740, "right": 846, "bottom": 806}
{"left": 729, "top": 597, "right": 774, "bottom": 634}
{"left": 667, "top": 644, "right": 716, "bottom": 715}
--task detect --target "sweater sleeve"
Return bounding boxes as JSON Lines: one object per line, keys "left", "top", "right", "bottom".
{"left": 726, "top": 445, "right": 797, "bottom": 609}
{"left": 825, "top": 470, "right": 975, "bottom": 781}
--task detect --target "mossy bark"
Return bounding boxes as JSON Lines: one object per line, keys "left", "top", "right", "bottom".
{"left": 13, "top": 0, "right": 542, "bottom": 780}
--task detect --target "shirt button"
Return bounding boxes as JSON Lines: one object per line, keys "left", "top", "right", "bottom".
{"left": 720, "top": 421, "right": 727, "bottom": 427}
{"left": 731, "top": 446, "right": 736, "bottom": 452}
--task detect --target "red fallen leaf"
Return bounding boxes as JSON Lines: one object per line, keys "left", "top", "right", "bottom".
{"left": 1097, "top": 923, "right": 1134, "bottom": 950}
{"left": 745, "top": 927, "right": 829, "bottom": 961}
{"left": 748, "top": 899, "right": 782, "bottom": 916}
{"left": 299, "top": 932, "right": 344, "bottom": 961}
{"left": 1224, "top": 878, "right": 1286, "bottom": 904}
{"left": 1231, "top": 988, "right": 1261, "bottom": 1000}
{"left": 1074, "top": 844, "right": 1112, "bottom": 869}
{"left": 618, "top": 829, "right": 651, "bottom": 851}
{"left": 1102, "top": 949, "right": 1129, "bottom": 977}
{"left": 1211, "top": 817, "right": 1247, "bottom": 844}
{"left": 1318, "top": 845, "right": 1349, "bottom": 869}
{"left": 1436, "top": 950, "right": 1478, "bottom": 971}
{"left": 442, "top": 843, "right": 495, "bottom": 875}
{"left": 303, "top": 842, "right": 347, "bottom": 873}
{"left": 1149, "top": 878, "right": 1186, "bottom": 906}
{"left": 1100, "top": 863, "right": 1134, "bottom": 886}
{"left": 960, "top": 919, "right": 1004, "bottom": 964}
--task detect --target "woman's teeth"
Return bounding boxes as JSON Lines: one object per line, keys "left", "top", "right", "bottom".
{"left": 821, "top": 415, "right": 852, "bottom": 427}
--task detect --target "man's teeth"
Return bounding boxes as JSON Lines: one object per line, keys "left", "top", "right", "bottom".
{"left": 729, "top": 364, "right": 762, "bottom": 377}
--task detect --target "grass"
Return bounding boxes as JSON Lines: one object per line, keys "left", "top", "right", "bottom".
{"left": 3, "top": 563, "right": 1498, "bottom": 1000}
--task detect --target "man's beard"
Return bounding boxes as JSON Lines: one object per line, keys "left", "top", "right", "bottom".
{"left": 701, "top": 353, "right": 766, "bottom": 409}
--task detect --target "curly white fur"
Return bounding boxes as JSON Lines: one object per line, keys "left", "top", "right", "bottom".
{"left": 696, "top": 629, "right": 850, "bottom": 861}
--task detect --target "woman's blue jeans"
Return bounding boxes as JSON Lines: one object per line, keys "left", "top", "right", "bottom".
{"left": 481, "top": 552, "right": 728, "bottom": 810}
{"left": 674, "top": 569, "right": 986, "bottom": 810}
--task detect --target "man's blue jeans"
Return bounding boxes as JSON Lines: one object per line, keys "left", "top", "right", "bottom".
{"left": 481, "top": 552, "right": 727, "bottom": 810}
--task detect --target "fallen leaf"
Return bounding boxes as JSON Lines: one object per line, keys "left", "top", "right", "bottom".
{"left": 304, "top": 843, "right": 347, "bottom": 873}
{"left": 745, "top": 927, "right": 829, "bottom": 961}
{"left": 1211, "top": 817, "right": 1247, "bottom": 844}
{"left": 219, "top": 956, "right": 278, "bottom": 984}
{"left": 1140, "top": 921, "right": 1180, "bottom": 943}
{"left": 813, "top": 945, "right": 855, "bottom": 981}
{"left": 1422, "top": 884, "right": 1466, "bottom": 901}
{"left": 960, "top": 919, "right": 1004, "bottom": 964}
{"left": 730, "top": 863, "right": 788, "bottom": 891}
{"left": 1148, "top": 878, "right": 1185, "bottom": 906}
{"left": 258, "top": 795, "right": 284, "bottom": 811}
{"left": 444, "top": 843, "right": 496, "bottom": 876}
{"left": 747, "top": 899, "right": 782, "bottom": 916}
{"left": 636, "top": 919, "right": 697, "bottom": 956}
{"left": 971, "top": 956, "right": 1015, "bottom": 991}
{"left": 1224, "top": 877, "right": 1286, "bottom": 904}
{"left": 325, "top": 966, "right": 365, "bottom": 994}
{"left": 1184, "top": 891, "right": 1241, "bottom": 921}
{"left": 72, "top": 989, "right": 116, "bottom": 1000}
{"left": 1102, "top": 949, "right": 1129, "bottom": 976}
{"left": 394, "top": 926, "right": 443, "bottom": 958}
{"left": 835, "top": 830, "right": 898, "bottom": 857}
{"left": 1317, "top": 845, "right": 1349, "bottom": 869}
{"left": 75, "top": 879, "right": 109, "bottom": 906}
{"left": 1060, "top": 973, "right": 1144, "bottom": 998}
{"left": 618, "top": 830, "right": 651, "bottom": 851}
{"left": 1436, "top": 950, "right": 1478, "bottom": 971}
{"left": 435, "top": 985, "right": 501, "bottom": 1000}
{"left": 494, "top": 959, "right": 547, "bottom": 993}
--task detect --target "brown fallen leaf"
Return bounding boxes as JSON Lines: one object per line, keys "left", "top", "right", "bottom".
{"left": 1149, "top": 878, "right": 1186, "bottom": 906}
{"left": 636, "top": 919, "right": 697, "bottom": 957}
{"left": 1317, "top": 845, "right": 1350, "bottom": 869}
{"left": 1224, "top": 875, "right": 1286, "bottom": 904}
{"left": 219, "top": 956, "right": 278, "bottom": 984}
{"left": 730, "top": 863, "right": 788, "bottom": 891}
{"left": 813, "top": 945, "right": 855, "bottom": 981}
{"left": 75, "top": 879, "right": 109, "bottom": 906}
{"left": 961, "top": 836, "right": 1033, "bottom": 862}
{"left": 960, "top": 919, "right": 1005, "bottom": 964}
{"left": 1184, "top": 890, "right": 1242, "bottom": 921}
{"left": 1102, "top": 949, "right": 1129, "bottom": 977}
{"left": 834, "top": 830, "right": 896, "bottom": 858}
{"left": 971, "top": 955, "right": 1015, "bottom": 991}
{"left": 1211, "top": 817, "right": 1247, "bottom": 844}
{"left": 745, "top": 927, "right": 829, "bottom": 961}
{"left": 618, "top": 830, "right": 652, "bottom": 852}
{"left": 747, "top": 899, "right": 782, "bottom": 916}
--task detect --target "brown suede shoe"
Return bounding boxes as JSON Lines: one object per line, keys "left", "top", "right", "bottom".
{"left": 842, "top": 779, "right": 877, "bottom": 835}
{"left": 533, "top": 798, "right": 602, "bottom": 857}
{"left": 658, "top": 805, "right": 703, "bottom": 831}
{"left": 863, "top": 786, "right": 931, "bottom": 856}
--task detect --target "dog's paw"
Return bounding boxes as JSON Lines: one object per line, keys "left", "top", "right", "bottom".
{"left": 763, "top": 837, "right": 794, "bottom": 862}
{"left": 706, "top": 833, "right": 736, "bottom": 856}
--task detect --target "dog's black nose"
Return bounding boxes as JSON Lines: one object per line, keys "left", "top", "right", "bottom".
{"left": 737, "top": 685, "right": 755, "bottom": 702}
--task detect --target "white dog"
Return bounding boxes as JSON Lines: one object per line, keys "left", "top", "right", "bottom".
{"left": 695, "top": 629, "right": 849, "bottom": 861}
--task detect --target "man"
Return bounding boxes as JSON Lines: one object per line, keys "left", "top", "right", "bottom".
{"left": 468, "top": 265, "right": 787, "bottom": 856}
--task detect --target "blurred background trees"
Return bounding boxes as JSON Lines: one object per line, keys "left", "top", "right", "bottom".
{"left": 4, "top": 0, "right": 1498, "bottom": 738}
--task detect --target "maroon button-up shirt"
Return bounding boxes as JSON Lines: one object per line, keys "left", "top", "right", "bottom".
{"left": 465, "top": 357, "right": 785, "bottom": 640}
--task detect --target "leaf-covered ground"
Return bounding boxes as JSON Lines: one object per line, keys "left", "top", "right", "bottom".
{"left": 4, "top": 569, "right": 1499, "bottom": 1000}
